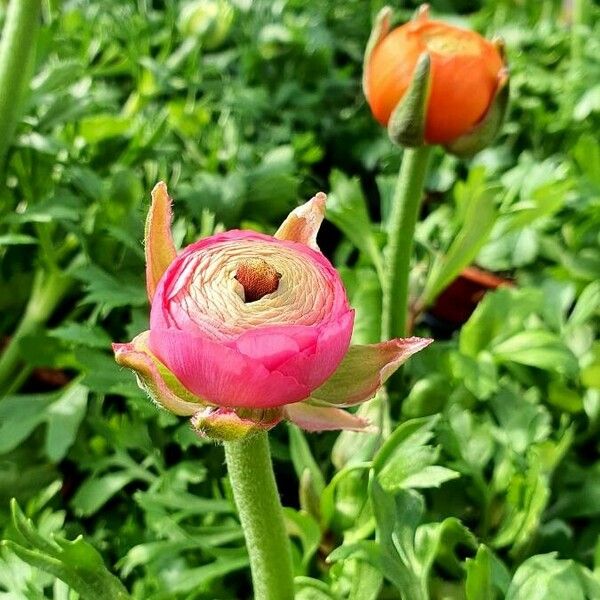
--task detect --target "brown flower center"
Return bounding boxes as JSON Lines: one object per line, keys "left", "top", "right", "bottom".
{"left": 235, "top": 258, "right": 281, "bottom": 303}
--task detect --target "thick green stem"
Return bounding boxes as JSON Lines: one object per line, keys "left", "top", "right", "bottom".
{"left": 223, "top": 431, "right": 295, "bottom": 600}
{"left": 0, "top": 0, "right": 42, "bottom": 169}
{"left": 381, "top": 146, "right": 433, "bottom": 341}
{"left": 0, "top": 268, "right": 70, "bottom": 395}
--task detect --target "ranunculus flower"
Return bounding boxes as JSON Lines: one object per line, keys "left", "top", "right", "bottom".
{"left": 113, "top": 183, "right": 431, "bottom": 440}
{"left": 363, "top": 5, "right": 508, "bottom": 153}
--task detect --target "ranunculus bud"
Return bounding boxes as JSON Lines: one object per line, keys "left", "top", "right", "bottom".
{"left": 113, "top": 183, "right": 431, "bottom": 441}
{"left": 363, "top": 4, "right": 508, "bottom": 155}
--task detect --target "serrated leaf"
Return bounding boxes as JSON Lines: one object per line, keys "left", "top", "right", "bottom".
{"left": 3, "top": 501, "right": 130, "bottom": 600}
{"left": 0, "top": 383, "right": 87, "bottom": 461}
{"left": 373, "top": 416, "right": 459, "bottom": 492}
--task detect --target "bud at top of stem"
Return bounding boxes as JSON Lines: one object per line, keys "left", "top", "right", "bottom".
{"left": 363, "top": 4, "right": 509, "bottom": 155}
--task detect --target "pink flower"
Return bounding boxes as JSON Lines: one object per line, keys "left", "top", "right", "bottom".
{"left": 113, "top": 183, "right": 431, "bottom": 440}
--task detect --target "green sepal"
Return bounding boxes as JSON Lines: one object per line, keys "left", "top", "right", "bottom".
{"left": 190, "top": 406, "right": 283, "bottom": 442}
{"left": 444, "top": 65, "right": 510, "bottom": 157}
{"left": 362, "top": 6, "right": 393, "bottom": 97}
{"left": 387, "top": 52, "right": 431, "bottom": 148}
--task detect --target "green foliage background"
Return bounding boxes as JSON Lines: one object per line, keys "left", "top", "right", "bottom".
{"left": 1, "top": 0, "right": 600, "bottom": 598}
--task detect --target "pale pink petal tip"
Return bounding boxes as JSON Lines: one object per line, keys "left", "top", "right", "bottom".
{"left": 284, "top": 403, "right": 375, "bottom": 433}
{"left": 113, "top": 331, "right": 205, "bottom": 416}
{"left": 191, "top": 406, "right": 283, "bottom": 442}
{"left": 274, "top": 192, "right": 327, "bottom": 250}
{"left": 145, "top": 182, "right": 177, "bottom": 302}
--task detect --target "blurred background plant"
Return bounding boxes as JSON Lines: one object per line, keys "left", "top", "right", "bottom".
{"left": 0, "top": 0, "right": 599, "bottom": 598}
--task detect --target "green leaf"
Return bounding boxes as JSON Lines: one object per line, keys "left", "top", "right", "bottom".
{"left": 0, "top": 234, "right": 38, "bottom": 245}
{"left": 283, "top": 508, "right": 321, "bottom": 568}
{"left": 49, "top": 323, "right": 112, "bottom": 349}
{"left": 332, "top": 391, "right": 389, "bottom": 469}
{"left": 295, "top": 576, "right": 335, "bottom": 600}
{"left": 505, "top": 553, "right": 596, "bottom": 600}
{"left": 288, "top": 425, "right": 325, "bottom": 519}
{"left": 491, "top": 330, "right": 579, "bottom": 376}
{"left": 74, "top": 265, "right": 146, "bottom": 310}
{"left": 0, "top": 383, "right": 88, "bottom": 462}
{"left": 373, "top": 416, "right": 459, "bottom": 492}
{"left": 45, "top": 384, "right": 88, "bottom": 462}
{"left": 3, "top": 500, "right": 130, "bottom": 600}
{"left": 459, "top": 288, "right": 541, "bottom": 357}
{"left": 78, "top": 114, "right": 131, "bottom": 144}
{"left": 288, "top": 425, "right": 326, "bottom": 495}
{"left": 327, "top": 170, "right": 384, "bottom": 281}
{"left": 422, "top": 177, "right": 499, "bottom": 305}
{"left": 568, "top": 280, "right": 600, "bottom": 328}
{"left": 71, "top": 471, "right": 137, "bottom": 517}
{"left": 465, "top": 545, "right": 511, "bottom": 600}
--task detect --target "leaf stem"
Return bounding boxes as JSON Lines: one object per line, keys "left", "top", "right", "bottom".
{"left": 223, "top": 431, "right": 295, "bottom": 600}
{"left": 0, "top": 0, "right": 43, "bottom": 169}
{"left": 381, "top": 146, "right": 433, "bottom": 341}
{"left": 0, "top": 268, "right": 70, "bottom": 395}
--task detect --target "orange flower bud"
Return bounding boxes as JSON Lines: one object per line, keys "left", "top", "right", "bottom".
{"left": 364, "top": 5, "right": 507, "bottom": 148}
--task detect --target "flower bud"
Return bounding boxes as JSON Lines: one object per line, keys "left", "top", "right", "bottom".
{"left": 363, "top": 4, "right": 508, "bottom": 154}
{"left": 113, "top": 184, "right": 432, "bottom": 441}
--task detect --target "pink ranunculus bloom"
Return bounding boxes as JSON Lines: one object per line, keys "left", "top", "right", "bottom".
{"left": 113, "top": 183, "right": 432, "bottom": 440}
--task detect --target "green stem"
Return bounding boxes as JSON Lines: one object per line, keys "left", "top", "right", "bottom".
{"left": 0, "top": 268, "right": 70, "bottom": 395}
{"left": 381, "top": 146, "right": 433, "bottom": 341}
{"left": 0, "top": 0, "right": 42, "bottom": 169}
{"left": 223, "top": 431, "right": 294, "bottom": 600}
{"left": 570, "top": 0, "right": 586, "bottom": 63}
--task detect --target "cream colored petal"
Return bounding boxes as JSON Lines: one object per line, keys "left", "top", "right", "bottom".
{"left": 274, "top": 192, "right": 327, "bottom": 251}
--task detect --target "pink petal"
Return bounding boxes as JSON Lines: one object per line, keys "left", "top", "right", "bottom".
{"left": 274, "top": 192, "right": 327, "bottom": 251}
{"left": 191, "top": 406, "right": 283, "bottom": 441}
{"left": 112, "top": 331, "right": 206, "bottom": 416}
{"left": 234, "top": 326, "right": 317, "bottom": 371}
{"left": 150, "top": 230, "right": 351, "bottom": 334}
{"left": 275, "top": 310, "right": 355, "bottom": 389}
{"left": 149, "top": 328, "right": 311, "bottom": 409}
{"left": 308, "top": 337, "right": 433, "bottom": 407}
{"left": 146, "top": 182, "right": 177, "bottom": 302}
{"left": 284, "top": 403, "right": 375, "bottom": 432}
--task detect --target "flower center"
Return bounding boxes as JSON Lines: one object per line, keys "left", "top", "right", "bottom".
{"left": 235, "top": 258, "right": 281, "bottom": 303}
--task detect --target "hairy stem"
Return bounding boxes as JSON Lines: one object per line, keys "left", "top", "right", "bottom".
{"left": 223, "top": 431, "right": 295, "bottom": 600}
{"left": 0, "top": 0, "right": 42, "bottom": 169}
{"left": 381, "top": 146, "right": 433, "bottom": 341}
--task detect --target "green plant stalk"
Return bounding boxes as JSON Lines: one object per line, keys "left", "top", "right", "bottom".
{"left": 0, "top": 0, "right": 42, "bottom": 169}
{"left": 381, "top": 146, "right": 433, "bottom": 341}
{"left": 223, "top": 431, "right": 295, "bottom": 600}
{"left": 570, "top": 0, "right": 586, "bottom": 66}
{"left": 0, "top": 268, "right": 69, "bottom": 395}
